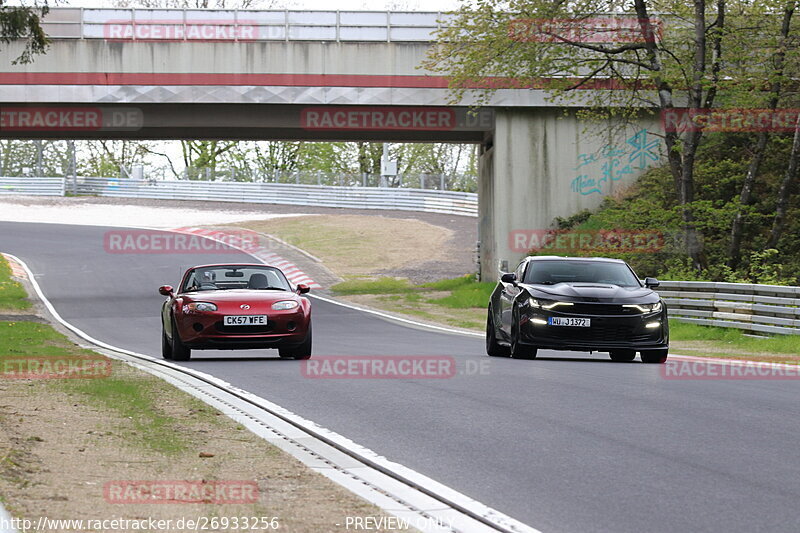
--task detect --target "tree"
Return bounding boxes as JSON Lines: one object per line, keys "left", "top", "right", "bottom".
{"left": 0, "top": 0, "right": 49, "bottom": 64}
{"left": 423, "top": 0, "right": 764, "bottom": 270}
{"left": 767, "top": 115, "right": 800, "bottom": 248}
{"left": 727, "top": 1, "right": 797, "bottom": 269}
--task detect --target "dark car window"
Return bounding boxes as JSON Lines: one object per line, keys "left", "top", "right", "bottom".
{"left": 523, "top": 261, "right": 641, "bottom": 287}
{"left": 182, "top": 266, "right": 291, "bottom": 293}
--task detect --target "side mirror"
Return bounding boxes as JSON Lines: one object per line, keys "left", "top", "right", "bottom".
{"left": 159, "top": 285, "right": 174, "bottom": 296}
{"left": 296, "top": 283, "right": 311, "bottom": 294}
{"left": 644, "top": 277, "right": 660, "bottom": 289}
{"left": 500, "top": 272, "right": 517, "bottom": 284}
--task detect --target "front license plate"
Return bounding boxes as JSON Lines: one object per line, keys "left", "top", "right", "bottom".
{"left": 548, "top": 317, "right": 591, "bottom": 327}
{"left": 224, "top": 315, "right": 268, "bottom": 326}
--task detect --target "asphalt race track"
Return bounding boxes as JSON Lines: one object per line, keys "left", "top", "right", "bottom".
{"left": 3, "top": 221, "right": 800, "bottom": 533}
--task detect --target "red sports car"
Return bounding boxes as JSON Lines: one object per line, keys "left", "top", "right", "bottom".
{"left": 159, "top": 264, "right": 312, "bottom": 361}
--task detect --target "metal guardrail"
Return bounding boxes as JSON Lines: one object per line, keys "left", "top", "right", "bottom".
{"left": 657, "top": 281, "right": 800, "bottom": 335}
{"left": 0, "top": 177, "right": 65, "bottom": 196}
{"left": 75, "top": 177, "right": 478, "bottom": 216}
{"left": 40, "top": 8, "right": 445, "bottom": 42}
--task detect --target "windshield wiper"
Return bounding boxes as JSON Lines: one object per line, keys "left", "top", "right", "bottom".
{"left": 253, "top": 287, "right": 286, "bottom": 291}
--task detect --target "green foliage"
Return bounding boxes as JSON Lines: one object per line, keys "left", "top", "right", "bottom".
{"left": 542, "top": 130, "right": 800, "bottom": 285}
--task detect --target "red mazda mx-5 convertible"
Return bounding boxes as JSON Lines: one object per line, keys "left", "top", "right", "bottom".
{"left": 159, "top": 264, "right": 312, "bottom": 361}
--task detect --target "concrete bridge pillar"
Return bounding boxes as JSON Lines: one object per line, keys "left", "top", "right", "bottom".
{"left": 479, "top": 108, "right": 664, "bottom": 281}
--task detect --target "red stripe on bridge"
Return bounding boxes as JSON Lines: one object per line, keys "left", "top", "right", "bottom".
{"left": 0, "top": 72, "right": 631, "bottom": 90}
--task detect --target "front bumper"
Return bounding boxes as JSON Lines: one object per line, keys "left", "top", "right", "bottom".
{"left": 176, "top": 309, "right": 309, "bottom": 350}
{"left": 519, "top": 310, "right": 668, "bottom": 352}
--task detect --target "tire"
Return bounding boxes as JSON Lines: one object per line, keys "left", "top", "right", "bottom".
{"left": 510, "top": 310, "right": 537, "bottom": 360}
{"left": 279, "top": 323, "right": 312, "bottom": 360}
{"left": 486, "top": 309, "right": 510, "bottom": 357}
{"left": 161, "top": 324, "right": 173, "bottom": 360}
{"left": 641, "top": 348, "right": 668, "bottom": 364}
{"left": 609, "top": 349, "right": 636, "bottom": 362}
{"left": 170, "top": 316, "right": 192, "bottom": 361}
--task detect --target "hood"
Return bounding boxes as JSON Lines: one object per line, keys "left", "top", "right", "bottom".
{"left": 182, "top": 289, "right": 298, "bottom": 305}
{"left": 522, "top": 282, "right": 658, "bottom": 303}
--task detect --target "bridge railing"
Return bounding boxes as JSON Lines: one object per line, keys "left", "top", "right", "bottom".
{"left": 656, "top": 281, "right": 800, "bottom": 335}
{"left": 41, "top": 8, "right": 445, "bottom": 42}
{"left": 73, "top": 177, "right": 478, "bottom": 216}
{"left": 0, "top": 177, "right": 65, "bottom": 196}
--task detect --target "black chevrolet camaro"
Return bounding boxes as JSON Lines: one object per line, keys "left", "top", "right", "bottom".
{"left": 486, "top": 256, "right": 669, "bottom": 363}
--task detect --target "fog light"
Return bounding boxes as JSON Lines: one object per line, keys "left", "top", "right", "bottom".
{"left": 193, "top": 323, "right": 204, "bottom": 332}
{"left": 645, "top": 321, "right": 661, "bottom": 329}
{"left": 287, "top": 321, "right": 297, "bottom": 331}
{"left": 532, "top": 318, "right": 547, "bottom": 325}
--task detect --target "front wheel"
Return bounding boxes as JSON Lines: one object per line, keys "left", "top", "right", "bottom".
{"left": 279, "top": 323, "right": 312, "bottom": 360}
{"left": 486, "top": 309, "right": 510, "bottom": 357}
{"left": 171, "top": 316, "right": 192, "bottom": 361}
{"left": 641, "top": 349, "right": 668, "bottom": 364}
{"left": 161, "top": 324, "right": 173, "bottom": 360}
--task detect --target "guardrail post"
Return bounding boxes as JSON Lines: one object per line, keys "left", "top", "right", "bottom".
{"left": 440, "top": 173, "right": 445, "bottom": 190}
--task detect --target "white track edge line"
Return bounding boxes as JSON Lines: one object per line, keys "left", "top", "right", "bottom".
{"left": 3, "top": 252, "right": 541, "bottom": 533}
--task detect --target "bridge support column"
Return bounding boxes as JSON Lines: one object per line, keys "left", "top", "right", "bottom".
{"left": 478, "top": 108, "right": 663, "bottom": 282}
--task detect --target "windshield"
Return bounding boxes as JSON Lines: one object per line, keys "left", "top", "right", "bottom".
{"left": 182, "top": 265, "right": 291, "bottom": 292}
{"left": 523, "top": 260, "right": 641, "bottom": 287}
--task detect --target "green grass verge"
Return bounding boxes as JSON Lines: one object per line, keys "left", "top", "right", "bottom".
{"left": 330, "top": 277, "right": 415, "bottom": 294}
{"left": 332, "top": 274, "right": 495, "bottom": 309}
{"left": 0, "top": 321, "right": 197, "bottom": 455}
{"left": 0, "top": 257, "right": 31, "bottom": 311}
{"left": 330, "top": 275, "right": 492, "bottom": 330}
{"left": 0, "top": 256, "right": 197, "bottom": 455}
{"left": 669, "top": 320, "right": 800, "bottom": 355}
{"left": 63, "top": 371, "right": 198, "bottom": 455}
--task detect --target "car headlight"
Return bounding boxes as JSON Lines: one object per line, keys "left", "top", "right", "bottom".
{"left": 623, "top": 301, "right": 663, "bottom": 314}
{"left": 528, "top": 298, "right": 573, "bottom": 310}
{"left": 272, "top": 300, "right": 299, "bottom": 311}
{"left": 185, "top": 302, "right": 217, "bottom": 313}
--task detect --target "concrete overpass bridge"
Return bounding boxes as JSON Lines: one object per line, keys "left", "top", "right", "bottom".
{"left": 0, "top": 8, "right": 663, "bottom": 279}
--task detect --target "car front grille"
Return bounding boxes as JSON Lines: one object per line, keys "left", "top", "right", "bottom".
{"left": 536, "top": 325, "right": 656, "bottom": 343}
{"left": 560, "top": 303, "right": 640, "bottom": 316}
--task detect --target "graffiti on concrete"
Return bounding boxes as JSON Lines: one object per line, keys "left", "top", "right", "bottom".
{"left": 571, "top": 129, "right": 661, "bottom": 196}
